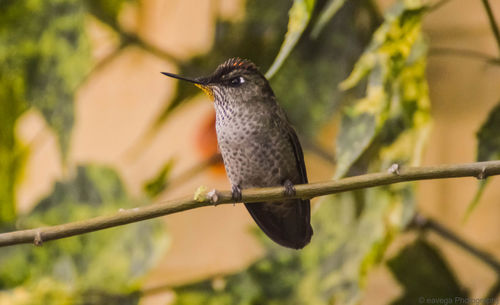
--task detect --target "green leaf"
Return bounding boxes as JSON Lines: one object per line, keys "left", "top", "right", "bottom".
{"left": 464, "top": 101, "right": 500, "bottom": 220}
{"left": 0, "top": 165, "right": 169, "bottom": 304}
{"left": 477, "top": 102, "right": 500, "bottom": 162}
{"left": 387, "top": 239, "right": 468, "bottom": 305}
{"left": 463, "top": 179, "right": 488, "bottom": 222}
{"left": 265, "top": 0, "right": 316, "bottom": 79}
{"left": 335, "top": 0, "right": 430, "bottom": 178}
{"left": 476, "top": 102, "right": 500, "bottom": 162}
{"left": 310, "top": 0, "right": 348, "bottom": 38}
{"left": 143, "top": 158, "right": 175, "bottom": 198}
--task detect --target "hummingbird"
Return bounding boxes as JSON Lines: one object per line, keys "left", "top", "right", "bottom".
{"left": 162, "top": 58, "right": 313, "bottom": 249}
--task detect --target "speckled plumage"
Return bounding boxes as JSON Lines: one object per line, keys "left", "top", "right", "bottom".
{"left": 162, "top": 58, "right": 313, "bottom": 249}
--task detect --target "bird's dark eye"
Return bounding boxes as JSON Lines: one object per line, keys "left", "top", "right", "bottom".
{"left": 230, "top": 76, "right": 245, "bottom": 86}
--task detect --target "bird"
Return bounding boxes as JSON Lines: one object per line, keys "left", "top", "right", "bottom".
{"left": 161, "top": 58, "right": 313, "bottom": 249}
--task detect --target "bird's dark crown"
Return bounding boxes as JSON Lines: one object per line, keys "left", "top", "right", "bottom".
{"left": 202, "top": 58, "right": 262, "bottom": 84}
{"left": 215, "top": 58, "right": 258, "bottom": 75}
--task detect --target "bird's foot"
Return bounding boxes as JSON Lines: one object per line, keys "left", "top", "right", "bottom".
{"left": 283, "top": 180, "right": 296, "bottom": 197}
{"left": 231, "top": 184, "right": 242, "bottom": 202}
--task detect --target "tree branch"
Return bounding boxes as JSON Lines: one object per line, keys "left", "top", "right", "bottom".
{"left": 481, "top": 0, "right": 500, "bottom": 56}
{"left": 429, "top": 47, "right": 500, "bottom": 65}
{"left": 412, "top": 213, "right": 500, "bottom": 274}
{"left": 1, "top": 160, "right": 500, "bottom": 247}
{"left": 412, "top": 212, "right": 500, "bottom": 300}
{"left": 428, "top": 0, "right": 453, "bottom": 12}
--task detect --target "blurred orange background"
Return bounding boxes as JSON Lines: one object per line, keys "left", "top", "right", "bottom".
{"left": 14, "top": 0, "right": 500, "bottom": 304}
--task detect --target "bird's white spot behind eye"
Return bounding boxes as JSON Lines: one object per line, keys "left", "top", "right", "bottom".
{"left": 230, "top": 76, "right": 245, "bottom": 86}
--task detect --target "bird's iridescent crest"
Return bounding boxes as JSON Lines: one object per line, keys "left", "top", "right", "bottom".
{"left": 213, "top": 58, "right": 259, "bottom": 77}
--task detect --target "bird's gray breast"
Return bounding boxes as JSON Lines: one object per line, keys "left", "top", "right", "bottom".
{"left": 214, "top": 104, "right": 299, "bottom": 189}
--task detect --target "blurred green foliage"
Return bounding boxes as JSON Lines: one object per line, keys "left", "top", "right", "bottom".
{"left": 465, "top": 101, "right": 500, "bottom": 219}
{"left": 0, "top": 0, "right": 91, "bottom": 156}
{"left": 0, "top": 1, "right": 170, "bottom": 304}
{"left": 265, "top": 0, "right": 316, "bottom": 79}
{"left": 2, "top": 0, "right": 499, "bottom": 304}
{"left": 0, "top": 0, "right": 133, "bottom": 224}
{"left": 387, "top": 239, "right": 468, "bottom": 305}
{"left": 0, "top": 165, "right": 168, "bottom": 305}
{"left": 143, "top": 158, "right": 175, "bottom": 198}
{"left": 310, "top": 0, "right": 348, "bottom": 38}
{"left": 321, "top": 6, "right": 433, "bottom": 300}
{"left": 476, "top": 102, "right": 500, "bottom": 162}
{"left": 0, "top": 0, "right": 90, "bottom": 222}
{"left": 336, "top": 0, "right": 430, "bottom": 178}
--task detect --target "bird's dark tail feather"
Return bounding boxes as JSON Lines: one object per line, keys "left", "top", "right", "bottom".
{"left": 244, "top": 199, "right": 313, "bottom": 249}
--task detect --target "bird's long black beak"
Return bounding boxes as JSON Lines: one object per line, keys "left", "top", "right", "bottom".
{"left": 161, "top": 72, "right": 204, "bottom": 85}
{"left": 161, "top": 72, "right": 214, "bottom": 100}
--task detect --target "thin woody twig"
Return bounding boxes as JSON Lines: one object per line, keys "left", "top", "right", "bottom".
{"left": 1, "top": 160, "right": 500, "bottom": 248}
{"left": 412, "top": 213, "right": 500, "bottom": 274}
{"left": 481, "top": 0, "right": 500, "bottom": 56}
{"left": 413, "top": 213, "right": 500, "bottom": 300}
{"left": 429, "top": 47, "right": 500, "bottom": 65}
{"left": 121, "top": 32, "right": 180, "bottom": 63}
{"left": 428, "top": 0, "right": 453, "bottom": 12}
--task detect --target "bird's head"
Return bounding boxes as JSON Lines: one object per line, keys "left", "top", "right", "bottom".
{"left": 161, "top": 58, "right": 274, "bottom": 104}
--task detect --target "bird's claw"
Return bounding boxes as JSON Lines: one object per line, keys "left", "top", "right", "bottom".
{"left": 231, "top": 185, "right": 242, "bottom": 202}
{"left": 283, "top": 180, "right": 296, "bottom": 197}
